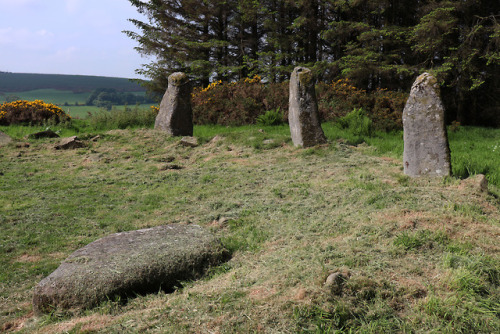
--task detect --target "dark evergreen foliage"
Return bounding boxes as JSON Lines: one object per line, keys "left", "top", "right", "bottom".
{"left": 125, "top": 0, "right": 500, "bottom": 126}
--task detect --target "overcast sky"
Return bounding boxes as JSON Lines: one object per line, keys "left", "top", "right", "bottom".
{"left": 0, "top": 0, "right": 150, "bottom": 78}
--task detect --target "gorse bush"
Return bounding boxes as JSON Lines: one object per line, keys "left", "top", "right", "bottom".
{"left": 0, "top": 100, "right": 71, "bottom": 125}
{"left": 191, "top": 77, "right": 407, "bottom": 130}
{"left": 192, "top": 75, "right": 288, "bottom": 125}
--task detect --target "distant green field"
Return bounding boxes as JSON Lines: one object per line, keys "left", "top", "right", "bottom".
{"left": 0, "top": 72, "right": 145, "bottom": 92}
{"left": 0, "top": 89, "right": 91, "bottom": 105}
{"left": 0, "top": 89, "right": 150, "bottom": 106}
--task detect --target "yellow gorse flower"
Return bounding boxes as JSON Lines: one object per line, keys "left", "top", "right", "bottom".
{"left": 329, "top": 78, "right": 366, "bottom": 94}
{"left": 244, "top": 75, "right": 261, "bottom": 84}
{"left": 200, "top": 80, "right": 223, "bottom": 93}
{"left": 0, "top": 99, "right": 71, "bottom": 124}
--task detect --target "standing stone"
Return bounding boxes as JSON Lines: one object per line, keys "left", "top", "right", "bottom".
{"left": 155, "top": 72, "right": 193, "bottom": 136}
{"left": 403, "top": 72, "right": 451, "bottom": 177}
{"left": 288, "top": 67, "right": 326, "bottom": 147}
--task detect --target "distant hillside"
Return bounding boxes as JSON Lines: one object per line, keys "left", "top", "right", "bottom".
{"left": 0, "top": 72, "right": 145, "bottom": 93}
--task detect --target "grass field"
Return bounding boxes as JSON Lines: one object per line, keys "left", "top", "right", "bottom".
{"left": 0, "top": 121, "right": 499, "bottom": 333}
{"left": 0, "top": 89, "right": 154, "bottom": 120}
{"left": 0, "top": 89, "right": 92, "bottom": 106}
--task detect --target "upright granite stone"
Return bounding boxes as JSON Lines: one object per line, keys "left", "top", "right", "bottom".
{"left": 33, "top": 224, "right": 228, "bottom": 313}
{"left": 403, "top": 72, "right": 451, "bottom": 177}
{"left": 155, "top": 72, "right": 193, "bottom": 136}
{"left": 288, "top": 67, "right": 326, "bottom": 147}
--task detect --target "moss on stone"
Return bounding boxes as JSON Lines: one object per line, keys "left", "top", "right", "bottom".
{"left": 169, "top": 72, "right": 189, "bottom": 86}
{"left": 296, "top": 68, "right": 313, "bottom": 87}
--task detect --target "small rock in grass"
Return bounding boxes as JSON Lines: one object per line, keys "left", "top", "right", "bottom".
{"left": 325, "top": 272, "right": 347, "bottom": 295}
{"left": 462, "top": 174, "right": 488, "bottom": 193}
{"left": 160, "top": 163, "right": 183, "bottom": 170}
{"left": 180, "top": 136, "right": 198, "bottom": 147}
{"left": 27, "top": 129, "right": 60, "bottom": 139}
{"left": 0, "top": 131, "right": 13, "bottom": 146}
{"left": 55, "top": 136, "right": 86, "bottom": 150}
{"left": 210, "top": 135, "right": 223, "bottom": 143}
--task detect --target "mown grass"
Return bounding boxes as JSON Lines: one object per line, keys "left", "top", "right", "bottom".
{"left": 0, "top": 118, "right": 499, "bottom": 333}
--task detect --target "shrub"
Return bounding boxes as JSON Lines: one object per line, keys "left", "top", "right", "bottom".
{"left": 317, "top": 79, "right": 407, "bottom": 131}
{"left": 369, "top": 88, "right": 407, "bottom": 131}
{"left": 256, "top": 108, "right": 284, "bottom": 126}
{"left": 338, "top": 108, "right": 373, "bottom": 138}
{"left": 192, "top": 76, "right": 288, "bottom": 126}
{"left": 191, "top": 76, "right": 407, "bottom": 130}
{"left": 317, "top": 79, "right": 367, "bottom": 121}
{"left": 0, "top": 100, "right": 71, "bottom": 125}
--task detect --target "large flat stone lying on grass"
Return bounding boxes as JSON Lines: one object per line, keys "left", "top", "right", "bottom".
{"left": 33, "top": 224, "right": 228, "bottom": 313}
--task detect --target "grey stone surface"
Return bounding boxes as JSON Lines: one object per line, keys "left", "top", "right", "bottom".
{"left": 325, "top": 272, "right": 347, "bottom": 295}
{"left": 403, "top": 73, "right": 451, "bottom": 177}
{"left": 288, "top": 67, "right": 326, "bottom": 147}
{"left": 180, "top": 136, "right": 199, "bottom": 147}
{"left": 55, "top": 136, "right": 86, "bottom": 150}
{"left": 462, "top": 174, "right": 488, "bottom": 193}
{"left": 0, "top": 131, "right": 12, "bottom": 146}
{"left": 155, "top": 72, "right": 193, "bottom": 136}
{"left": 33, "top": 224, "right": 228, "bottom": 313}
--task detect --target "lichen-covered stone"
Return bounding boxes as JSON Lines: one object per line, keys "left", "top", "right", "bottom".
{"left": 155, "top": 72, "right": 193, "bottom": 136}
{"left": 403, "top": 72, "right": 451, "bottom": 177}
{"left": 288, "top": 67, "right": 326, "bottom": 147}
{"left": 54, "top": 136, "right": 86, "bottom": 150}
{"left": 33, "top": 224, "right": 228, "bottom": 313}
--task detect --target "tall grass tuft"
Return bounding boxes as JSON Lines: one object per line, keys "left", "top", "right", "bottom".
{"left": 87, "top": 105, "right": 158, "bottom": 130}
{"left": 448, "top": 126, "right": 500, "bottom": 186}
